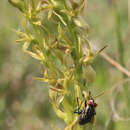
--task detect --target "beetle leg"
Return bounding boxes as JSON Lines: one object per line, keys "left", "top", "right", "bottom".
{"left": 74, "top": 108, "right": 82, "bottom": 114}
{"left": 74, "top": 97, "right": 82, "bottom": 114}
{"left": 74, "top": 96, "right": 85, "bottom": 114}
{"left": 85, "top": 100, "right": 87, "bottom": 108}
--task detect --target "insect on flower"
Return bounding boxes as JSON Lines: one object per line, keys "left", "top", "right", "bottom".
{"left": 74, "top": 91, "right": 102, "bottom": 125}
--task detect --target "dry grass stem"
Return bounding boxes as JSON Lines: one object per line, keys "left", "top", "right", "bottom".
{"left": 100, "top": 52, "right": 130, "bottom": 77}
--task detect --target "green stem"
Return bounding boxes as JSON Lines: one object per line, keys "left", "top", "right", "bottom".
{"left": 67, "top": 21, "right": 83, "bottom": 84}
{"left": 113, "top": 0, "right": 129, "bottom": 115}
{"left": 113, "top": 0, "right": 125, "bottom": 68}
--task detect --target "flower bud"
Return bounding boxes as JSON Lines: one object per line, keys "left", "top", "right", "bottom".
{"left": 8, "top": 0, "right": 26, "bottom": 12}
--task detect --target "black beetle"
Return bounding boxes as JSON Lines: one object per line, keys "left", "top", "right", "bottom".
{"left": 74, "top": 91, "right": 97, "bottom": 125}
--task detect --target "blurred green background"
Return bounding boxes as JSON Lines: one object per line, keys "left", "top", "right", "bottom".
{"left": 0, "top": 0, "right": 129, "bottom": 130}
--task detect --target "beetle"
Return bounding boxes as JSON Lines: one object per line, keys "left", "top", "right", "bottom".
{"left": 74, "top": 91, "right": 98, "bottom": 125}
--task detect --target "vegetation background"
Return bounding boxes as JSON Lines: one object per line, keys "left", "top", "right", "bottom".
{"left": 0, "top": 0, "right": 129, "bottom": 130}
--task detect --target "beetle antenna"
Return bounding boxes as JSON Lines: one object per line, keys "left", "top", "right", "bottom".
{"left": 76, "top": 97, "right": 80, "bottom": 107}
{"left": 94, "top": 91, "right": 105, "bottom": 99}
{"left": 89, "top": 91, "right": 91, "bottom": 96}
